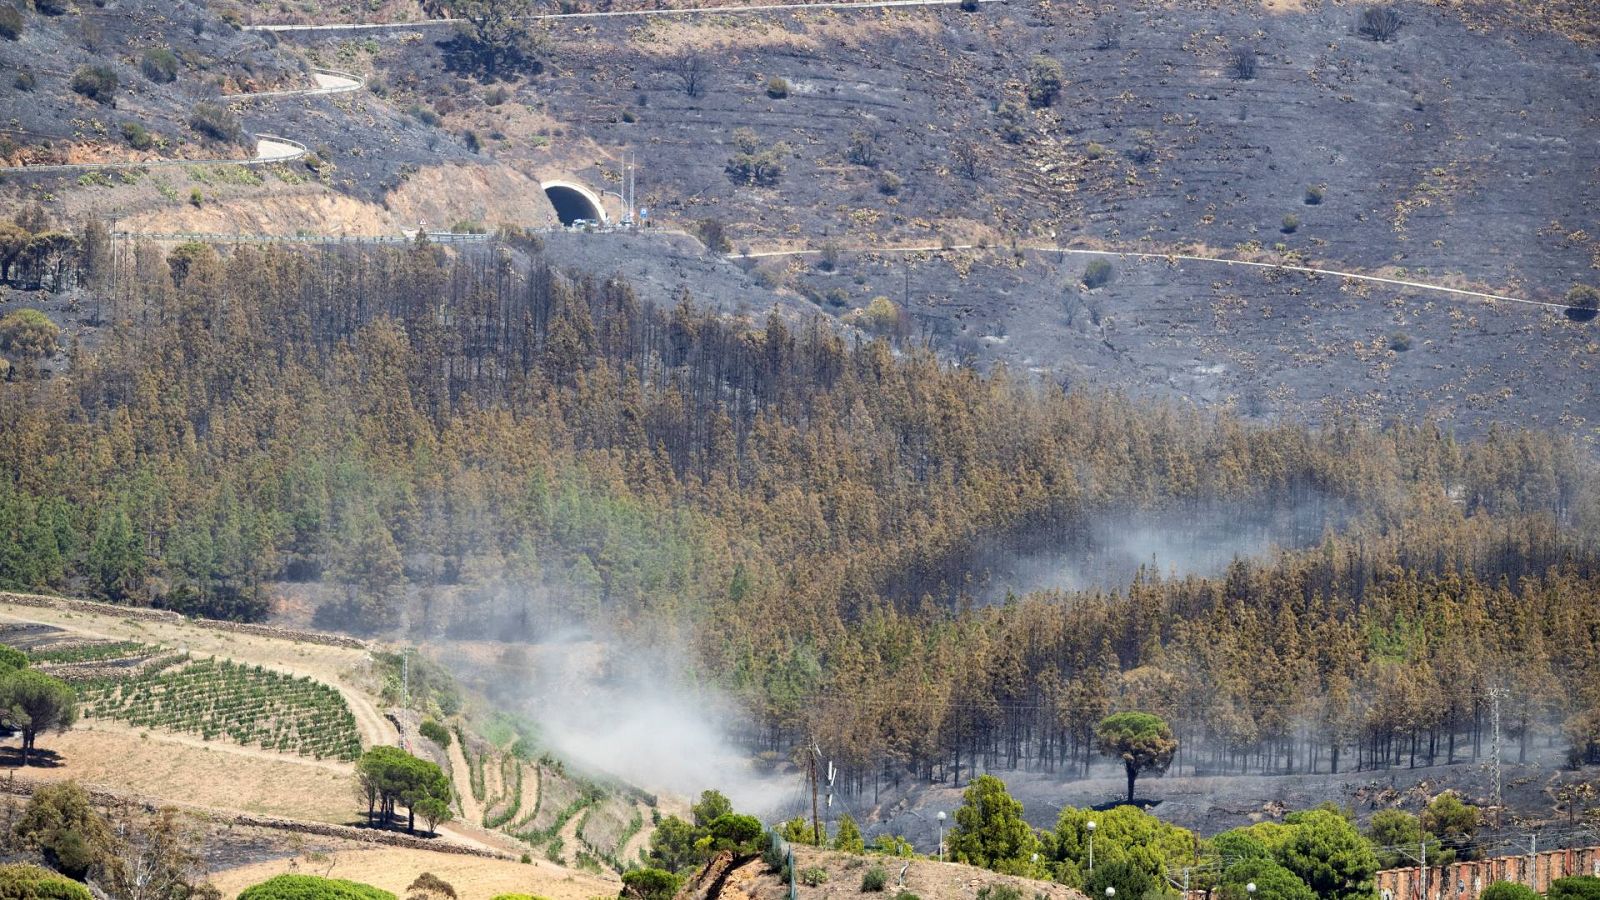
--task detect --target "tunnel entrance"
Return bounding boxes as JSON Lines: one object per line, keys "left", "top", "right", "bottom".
{"left": 542, "top": 182, "right": 606, "bottom": 226}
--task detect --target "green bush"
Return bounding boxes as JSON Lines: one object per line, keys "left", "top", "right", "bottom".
{"left": 0, "top": 864, "right": 92, "bottom": 900}
{"left": 1479, "top": 883, "right": 1540, "bottom": 900}
{"left": 1026, "top": 54, "right": 1063, "bottom": 107}
{"left": 1281, "top": 214, "right": 1300, "bottom": 234}
{"left": 894, "top": 893, "right": 921, "bottom": 900}
{"left": 189, "top": 102, "right": 244, "bottom": 146}
{"left": 120, "top": 122, "right": 154, "bottom": 151}
{"left": 0, "top": 309, "right": 60, "bottom": 358}
{"left": 1304, "top": 185, "right": 1324, "bottom": 205}
{"left": 418, "top": 718, "right": 452, "bottom": 747}
{"left": 766, "top": 76, "right": 788, "bottom": 98}
{"left": 14, "top": 67, "right": 35, "bottom": 91}
{"left": 238, "top": 875, "right": 396, "bottom": 900}
{"left": 975, "top": 886, "right": 1022, "bottom": 900}
{"left": 1388, "top": 332, "right": 1412, "bottom": 352}
{"left": 0, "top": 5, "right": 22, "bottom": 40}
{"left": 618, "top": 869, "right": 681, "bottom": 900}
{"left": 801, "top": 867, "right": 829, "bottom": 886}
{"left": 861, "top": 866, "right": 888, "bottom": 892}
{"left": 70, "top": 65, "right": 118, "bottom": 104}
{"left": 1083, "top": 258, "right": 1113, "bottom": 289}
{"left": 410, "top": 105, "right": 443, "bottom": 127}
{"left": 140, "top": 48, "right": 179, "bottom": 83}
{"left": 1550, "top": 876, "right": 1600, "bottom": 900}
{"left": 33, "top": 0, "right": 68, "bottom": 14}
{"left": 876, "top": 171, "right": 902, "bottom": 195}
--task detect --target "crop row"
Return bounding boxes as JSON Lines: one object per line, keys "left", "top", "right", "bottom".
{"left": 34, "top": 641, "right": 154, "bottom": 664}
{"left": 79, "top": 657, "right": 362, "bottom": 761}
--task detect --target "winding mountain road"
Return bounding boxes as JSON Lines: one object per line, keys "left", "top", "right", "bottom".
{"left": 243, "top": 0, "right": 1007, "bottom": 32}
{"left": 733, "top": 242, "right": 1583, "bottom": 313}
{"left": 2, "top": 69, "right": 361, "bottom": 174}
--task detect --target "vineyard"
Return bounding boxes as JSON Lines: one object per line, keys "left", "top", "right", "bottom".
{"left": 79, "top": 657, "right": 363, "bottom": 761}
{"left": 31, "top": 641, "right": 153, "bottom": 664}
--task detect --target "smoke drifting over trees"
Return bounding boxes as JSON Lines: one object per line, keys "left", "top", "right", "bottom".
{"left": 2, "top": 234, "right": 1598, "bottom": 809}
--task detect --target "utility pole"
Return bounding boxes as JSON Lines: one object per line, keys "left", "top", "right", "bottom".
{"left": 1529, "top": 833, "right": 1537, "bottom": 891}
{"left": 401, "top": 648, "right": 410, "bottom": 708}
{"left": 809, "top": 743, "right": 822, "bottom": 846}
{"left": 1490, "top": 687, "right": 1505, "bottom": 828}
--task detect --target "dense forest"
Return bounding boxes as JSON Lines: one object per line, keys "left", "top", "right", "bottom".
{"left": 2, "top": 229, "right": 1598, "bottom": 794}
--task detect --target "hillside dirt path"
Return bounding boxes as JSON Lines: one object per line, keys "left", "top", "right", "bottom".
{"left": 244, "top": 0, "right": 1006, "bottom": 31}
{"left": 735, "top": 242, "right": 1578, "bottom": 313}
{"left": 619, "top": 800, "right": 653, "bottom": 867}
{"left": 448, "top": 737, "right": 485, "bottom": 826}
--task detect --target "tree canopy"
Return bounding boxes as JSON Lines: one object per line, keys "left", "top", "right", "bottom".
{"left": 0, "top": 668, "right": 78, "bottom": 766}
{"left": 1096, "top": 712, "right": 1178, "bottom": 803}
{"left": 354, "top": 747, "right": 453, "bottom": 835}
{"left": 1275, "top": 810, "right": 1378, "bottom": 900}
{"left": 946, "top": 775, "right": 1040, "bottom": 876}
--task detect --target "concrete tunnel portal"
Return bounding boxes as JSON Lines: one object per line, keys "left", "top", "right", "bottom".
{"left": 542, "top": 181, "right": 607, "bottom": 226}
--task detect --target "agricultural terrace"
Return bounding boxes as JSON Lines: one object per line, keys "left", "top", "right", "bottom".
{"left": 80, "top": 657, "right": 363, "bottom": 761}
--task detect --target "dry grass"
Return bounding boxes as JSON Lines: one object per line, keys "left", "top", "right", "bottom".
{"left": 8, "top": 725, "right": 355, "bottom": 823}
{"left": 210, "top": 846, "right": 617, "bottom": 900}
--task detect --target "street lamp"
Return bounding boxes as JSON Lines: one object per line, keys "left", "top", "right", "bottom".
{"left": 936, "top": 811, "right": 946, "bottom": 862}
{"left": 1247, "top": 884, "right": 1257, "bottom": 897}
{"left": 1106, "top": 888, "right": 1116, "bottom": 898}
{"left": 1087, "top": 820, "right": 1097, "bottom": 873}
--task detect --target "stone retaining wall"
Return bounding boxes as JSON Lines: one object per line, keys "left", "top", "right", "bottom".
{"left": 0, "top": 778, "right": 511, "bottom": 860}
{"left": 0, "top": 592, "right": 369, "bottom": 650}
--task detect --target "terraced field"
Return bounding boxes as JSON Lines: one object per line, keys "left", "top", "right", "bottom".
{"left": 80, "top": 657, "right": 363, "bottom": 762}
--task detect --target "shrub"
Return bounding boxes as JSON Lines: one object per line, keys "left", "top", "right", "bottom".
{"left": 876, "top": 170, "right": 902, "bottom": 195}
{"left": 894, "top": 894, "right": 921, "bottom": 900}
{"left": 1565, "top": 284, "right": 1599, "bottom": 322}
{"left": 189, "top": 188, "right": 204, "bottom": 207}
{"left": 0, "top": 309, "right": 60, "bottom": 358}
{"left": 238, "top": 875, "right": 396, "bottom": 900}
{"left": 726, "top": 129, "right": 789, "bottom": 186}
{"left": 1480, "top": 883, "right": 1540, "bottom": 900}
{"left": 418, "top": 718, "right": 452, "bottom": 747}
{"left": 1126, "top": 130, "right": 1156, "bottom": 164}
{"left": 484, "top": 85, "right": 509, "bottom": 106}
{"left": 846, "top": 130, "right": 879, "bottom": 167}
{"left": 1085, "top": 142, "right": 1108, "bottom": 160}
{"left": 1550, "top": 877, "right": 1600, "bottom": 900}
{"left": 995, "top": 100, "right": 1026, "bottom": 144}
{"left": 189, "top": 102, "right": 244, "bottom": 145}
{"left": 1388, "top": 332, "right": 1412, "bottom": 352}
{"left": 619, "top": 869, "right": 681, "bottom": 900}
{"left": 801, "top": 868, "right": 829, "bottom": 887}
{"left": 462, "top": 129, "right": 481, "bottom": 153}
{"left": 819, "top": 241, "right": 841, "bottom": 272}
{"left": 1281, "top": 214, "right": 1300, "bottom": 234}
{"left": 1304, "top": 185, "right": 1324, "bottom": 205}
{"left": 70, "top": 65, "right": 118, "bottom": 104}
{"left": 14, "top": 67, "right": 35, "bottom": 91}
{"left": 140, "top": 47, "right": 179, "bottom": 83}
{"left": 0, "top": 863, "right": 92, "bottom": 900}
{"left": 33, "top": 0, "right": 68, "bottom": 14}
{"left": 1083, "top": 258, "right": 1113, "bottom": 289}
{"left": 1228, "top": 47, "right": 1257, "bottom": 80}
{"left": 1359, "top": 6, "right": 1403, "bottom": 41}
{"left": 861, "top": 867, "right": 888, "bottom": 892}
{"left": 766, "top": 76, "right": 788, "bottom": 98}
{"left": 959, "top": 0, "right": 978, "bottom": 10}
{"left": 695, "top": 218, "right": 732, "bottom": 253}
{"left": 975, "top": 887, "right": 1023, "bottom": 900}
{"left": 0, "top": 5, "right": 21, "bottom": 40}
{"left": 120, "top": 122, "right": 154, "bottom": 151}
{"left": 411, "top": 105, "right": 443, "bottom": 127}
{"left": 1026, "top": 54, "right": 1064, "bottom": 107}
